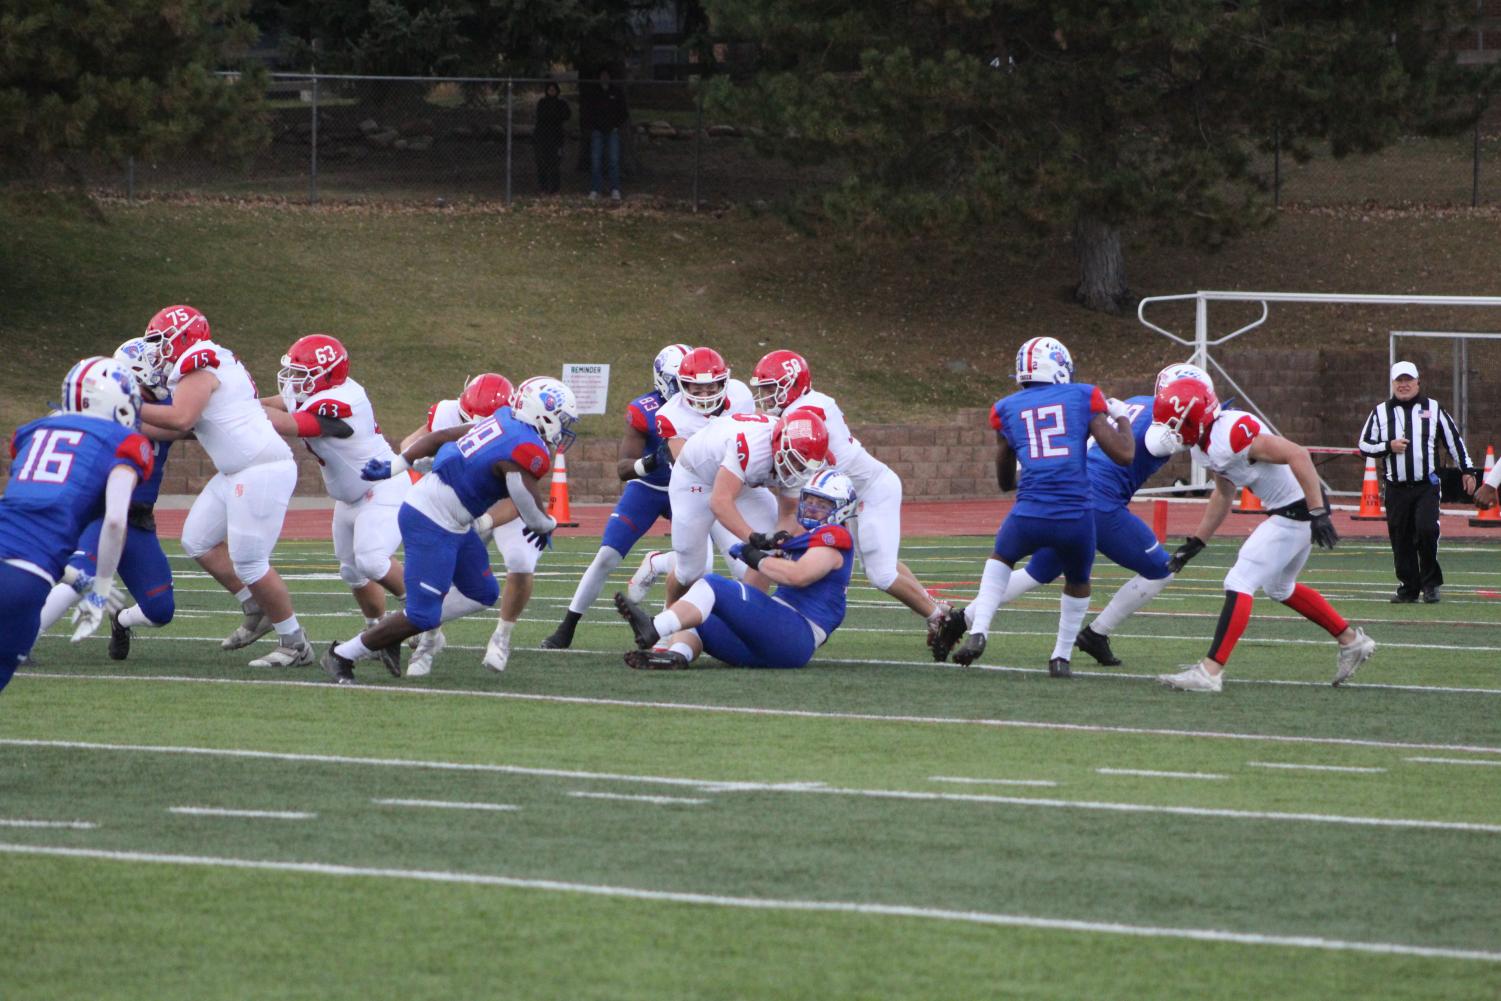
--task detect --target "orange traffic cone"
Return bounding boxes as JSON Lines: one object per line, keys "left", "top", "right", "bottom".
{"left": 1234, "top": 486, "right": 1263, "bottom": 514}
{"left": 1352, "top": 457, "right": 1385, "bottom": 520}
{"left": 548, "top": 451, "right": 579, "bottom": 528}
{"left": 1471, "top": 446, "right": 1500, "bottom": 528}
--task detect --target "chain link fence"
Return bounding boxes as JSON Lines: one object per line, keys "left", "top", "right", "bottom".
{"left": 82, "top": 72, "right": 1501, "bottom": 210}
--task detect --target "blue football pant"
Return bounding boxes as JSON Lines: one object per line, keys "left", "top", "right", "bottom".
{"left": 0, "top": 564, "right": 52, "bottom": 691}
{"left": 994, "top": 512, "right": 1097, "bottom": 585}
{"left": 693, "top": 575, "right": 818, "bottom": 669}
{"left": 398, "top": 505, "right": 500, "bottom": 632}
{"left": 68, "top": 520, "right": 175, "bottom": 624}
{"left": 1023, "top": 506, "right": 1171, "bottom": 585}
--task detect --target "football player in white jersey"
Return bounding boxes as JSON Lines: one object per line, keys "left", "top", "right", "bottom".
{"left": 260, "top": 334, "right": 409, "bottom": 631}
{"left": 136, "top": 305, "right": 318, "bottom": 667}
{"left": 624, "top": 346, "right": 759, "bottom": 602}
{"left": 749, "top": 349, "right": 957, "bottom": 644}
{"left": 401, "top": 373, "right": 546, "bottom": 675}
{"left": 653, "top": 407, "right": 831, "bottom": 604}
{"left": 1144, "top": 378, "right": 1376, "bottom": 692}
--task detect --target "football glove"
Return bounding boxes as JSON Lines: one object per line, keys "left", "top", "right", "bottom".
{"left": 1166, "top": 536, "right": 1206, "bottom": 574}
{"left": 1106, "top": 397, "right": 1132, "bottom": 421}
{"left": 729, "top": 543, "right": 766, "bottom": 570}
{"left": 70, "top": 591, "right": 108, "bottom": 642}
{"left": 64, "top": 566, "right": 97, "bottom": 597}
{"left": 1310, "top": 507, "right": 1339, "bottom": 550}
{"left": 632, "top": 450, "right": 661, "bottom": 478}
{"left": 361, "top": 455, "right": 407, "bottom": 481}
{"left": 748, "top": 530, "right": 793, "bottom": 551}
{"left": 522, "top": 527, "right": 553, "bottom": 551}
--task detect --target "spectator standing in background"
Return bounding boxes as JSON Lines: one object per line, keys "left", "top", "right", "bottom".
{"left": 1358, "top": 361, "right": 1476, "bottom": 603}
{"left": 533, "top": 81, "right": 570, "bottom": 195}
{"left": 582, "top": 69, "right": 629, "bottom": 202}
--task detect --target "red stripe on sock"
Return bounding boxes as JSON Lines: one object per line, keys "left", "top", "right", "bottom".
{"left": 1281, "top": 583, "right": 1348, "bottom": 637}
{"left": 1208, "top": 590, "right": 1254, "bottom": 666}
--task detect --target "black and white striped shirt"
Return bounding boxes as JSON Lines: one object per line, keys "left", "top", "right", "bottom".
{"left": 1359, "top": 395, "right": 1475, "bottom": 483}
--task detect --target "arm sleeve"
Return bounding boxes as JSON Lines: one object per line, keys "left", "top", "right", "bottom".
{"left": 505, "top": 470, "right": 556, "bottom": 533}
{"left": 92, "top": 465, "right": 138, "bottom": 588}
{"left": 1358, "top": 407, "right": 1388, "bottom": 457}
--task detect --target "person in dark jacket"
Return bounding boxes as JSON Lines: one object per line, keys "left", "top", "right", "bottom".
{"left": 581, "top": 69, "right": 629, "bottom": 201}
{"left": 533, "top": 82, "right": 570, "bottom": 195}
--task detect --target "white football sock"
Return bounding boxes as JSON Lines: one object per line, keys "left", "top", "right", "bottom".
{"left": 669, "top": 641, "right": 697, "bottom": 662}
{"left": 1091, "top": 574, "right": 1174, "bottom": 636}
{"left": 652, "top": 609, "right": 682, "bottom": 637}
{"left": 272, "top": 615, "right": 302, "bottom": 636}
{"left": 38, "top": 583, "right": 81, "bottom": 632}
{"left": 334, "top": 636, "right": 372, "bottom": 661}
{"left": 118, "top": 605, "right": 162, "bottom": 629}
{"left": 1052, "top": 594, "right": 1092, "bottom": 661}
{"left": 493, "top": 617, "right": 515, "bottom": 638}
{"left": 1000, "top": 569, "right": 1044, "bottom": 604}
{"left": 438, "top": 591, "right": 487, "bottom": 625}
{"left": 966, "top": 559, "right": 1014, "bottom": 635}
{"left": 569, "top": 547, "right": 624, "bottom": 614}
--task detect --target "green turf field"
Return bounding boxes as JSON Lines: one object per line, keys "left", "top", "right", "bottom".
{"left": 4, "top": 534, "right": 1501, "bottom": 1000}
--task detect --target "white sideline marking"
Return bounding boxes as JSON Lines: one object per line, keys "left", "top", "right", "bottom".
{"left": 372, "top": 798, "right": 520, "bottom": 812}
{"left": 169, "top": 807, "right": 315, "bottom": 820}
{"left": 1246, "top": 762, "right": 1387, "bottom": 775}
{"left": 7, "top": 740, "right": 1498, "bottom": 834}
{"left": 0, "top": 818, "right": 96, "bottom": 830}
{"left": 929, "top": 776, "right": 1059, "bottom": 788}
{"left": 568, "top": 792, "right": 708, "bottom": 806}
{"left": 1097, "top": 768, "right": 1227, "bottom": 781}
{"left": 1, "top": 842, "right": 1496, "bottom": 964}
{"left": 1406, "top": 756, "right": 1501, "bottom": 768}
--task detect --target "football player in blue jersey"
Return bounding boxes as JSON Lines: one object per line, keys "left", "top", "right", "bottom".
{"left": 932, "top": 363, "right": 1215, "bottom": 669}
{"left": 540, "top": 343, "right": 689, "bottom": 650}
{"left": 1, "top": 358, "right": 155, "bottom": 691}
{"left": 613, "top": 470, "right": 857, "bottom": 670}
{"left": 936, "top": 337, "right": 1135, "bottom": 675}
{"left": 29, "top": 339, "right": 187, "bottom": 662}
{"left": 320, "top": 376, "right": 579, "bottom": 683}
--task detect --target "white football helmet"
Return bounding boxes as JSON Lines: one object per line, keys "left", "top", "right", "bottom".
{"left": 113, "top": 337, "right": 167, "bottom": 401}
{"left": 1015, "top": 337, "right": 1074, "bottom": 384}
{"left": 652, "top": 343, "right": 692, "bottom": 399}
{"left": 1155, "top": 361, "right": 1215, "bottom": 397}
{"left": 61, "top": 356, "right": 143, "bottom": 428}
{"left": 511, "top": 376, "right": 580, "bottom": 452}
{"left": 796, "top": 469, "right": 858, "bottom": 530}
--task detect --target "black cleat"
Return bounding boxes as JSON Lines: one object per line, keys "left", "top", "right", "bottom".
{"left": 1048, "top": 657, "right": 1073, "bottom": 678}
{"left": 107, "top": 611, "right": 131, "bottom": 661}
{"left": 1422, "top": 587, "right": 1441, "bottom": 604}
{"left": 614, "top": 592, "right": 659, "bottom": 649}
{"left": 541, "top": 612, "right": 580, "bottom": 650}
{"left": 373, "top": 642, "right": 402, "bottom": 678}
{"left": 623, "top": 649, "right": 691, "bottom": 670}
{"left": 320, "top": 646, "right": 357, "bottom": 685}
{"left": 1074, "top": 625, "right": 1120, "bottom": 666}
{"left": 1390, "top": 589, "right": 1418, "bottom": 604}
{"left": 952, "top": 633, "right": 986, "bottom": 667}
{"left": 928, "top": 606, "right": 969, "bottom": 663}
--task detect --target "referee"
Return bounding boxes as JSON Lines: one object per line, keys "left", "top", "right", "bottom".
{"left": 1358, "top": 361, "right": 1477, "bottom": 603}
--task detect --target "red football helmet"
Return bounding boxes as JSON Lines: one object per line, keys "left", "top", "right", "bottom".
{"left": 771, "top": 408, "right": 830, "bottom": 487}
{"left": 750, "top": 349, "right": 812, "bottom": 416}
{"left": 277, "top": 334, "right": 350, "bottom": 408}
{"left": 142, "top": 305, "right": 211, "bottom": 373}
{"left": 1149, "top": 377, "right": 1219, "bottom": 455}
{"left": 677, "top": 347, "right": 730, "bottom": 414}
{"left": 458, "top": 372, "right": 515, "bottom": 422}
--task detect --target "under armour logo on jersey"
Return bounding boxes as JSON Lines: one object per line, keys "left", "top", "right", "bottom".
{"left": 689, "top": 485, "right": 704, "bottom": 493}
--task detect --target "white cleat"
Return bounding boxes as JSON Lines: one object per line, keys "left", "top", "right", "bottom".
{"left": 248, "top": 641, "right": 315, "bottom": 668}
{"left": 222, "top": 611, "right": 274, "bottom": 651}
{"left": 406, "top": 629, "right": 446, "bottom": 678}
{"left": 1333, "top": 627, "right": 1376, "bottom": 687}
{"left": 1157, "top": 663, "right": 1223, "bottom": 693}
{"left": 483, "top": 626, "right": 511, "bottom": 673}
{"left": 627, "top": 550, "right": 666, "bottom": 604}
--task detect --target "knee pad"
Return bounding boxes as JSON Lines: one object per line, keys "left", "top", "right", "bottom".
{"left": 339, "top": 562, "right": 370, "bottom": 589}
{"left": 405, "top": 595, "right": 443, "bottom": 633}
{"left": 138, "top": 586, "right": 175, "bottom": 626}
{"left": 1265, "top": 581, "right": 1295, "bottom": 602}
{"left": 467, "top": 573, "right": 501, "bottom": 608}
{"left": 354, "top": 551, "right": 392, "bottom": 587}
{"left": 866, "top": 563, "right": 899, "bottom": 592}
{"left": 496, "top": 534, "right": 541, "bottom": 574}
{"left": 231, "top": 555, "right": 272, "bottom": 587}
{"left": 180, "top": 532, "right": 216, "bottom": 561}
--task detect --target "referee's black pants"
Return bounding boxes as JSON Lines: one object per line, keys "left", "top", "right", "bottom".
{"left": 1385, "top": 480, "right": 1443, "bottom": 595}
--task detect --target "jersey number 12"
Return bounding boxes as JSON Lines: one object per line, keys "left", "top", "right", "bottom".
{"left": 1018, "top": 405, "right": 1069, "bottom": 459}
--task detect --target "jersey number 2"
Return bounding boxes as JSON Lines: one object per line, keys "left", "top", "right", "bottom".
{"left": 14, "top": 429, "right": 84, "bottom": 484}
{"left": 1018, "top": 405, "right": 1069, "bottom": 458}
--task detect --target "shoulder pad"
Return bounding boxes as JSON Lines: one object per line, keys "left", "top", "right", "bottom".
{"left": 308, "top": 397, "right": 354, "bottom": 420}
{"left": 806, "top": 525, "right": 853, "bottom": 550}
{"left": 179, "top": 348, "right": 220, "bottom": 375}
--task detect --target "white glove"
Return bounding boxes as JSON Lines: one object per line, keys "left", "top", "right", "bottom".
{"left": 473, "top": 513, "right": 496, "bottom": 540}
{"left": 412, "top": 455, "right": 434, "bottom": 474}
{"left": 1106, "top": 397, "right": 1131, "bottom": 421}
{"left": 70, "top": 590, "right": 109, "bottom": 642}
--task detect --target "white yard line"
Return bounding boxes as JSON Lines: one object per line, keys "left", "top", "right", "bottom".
{"left": 168, "top": 807, "right": 315, "bottom": 820}
{"left": 0, "top": 842, "right": 1495, "bottom": 963}
{"left": 1246, "top": 762, "right": 1387, "bottom": 774}
{"left": 1406, "top": 756, "right": 1501, "bottom": 768}
{"left": 0, "top": 818, "right": 96, "bottom": 830}
{"left": 1097, "top": 768, "right": 1227, "bottom": 780}
{"left": 372, "top": 798, "right": 520, "bottom": 812}
{"left": 6, "top": 740, "right": 1497, "bottom": 834}
{"left": 568, "top": 791, "right": 708, "bottom": 805}
{"left": 928, "top": 776, "right": 1059, "bottom": 788}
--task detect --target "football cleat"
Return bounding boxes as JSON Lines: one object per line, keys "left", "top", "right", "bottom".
{"left": 952, "top": 633, "right": 987, "bottom": 667}
{"left": 1157, "top": 664, "right": 1223, "bottom": 693}
{"left": 373, "top": 641, "right": 402, "bottom": 678}
{"left": 614, "top": 592, "right": 660, "bottom": 650}
{"left": 624, "top": 649, "right": 691, "bottom": 670}
{"left": 106, "top": 610, "right": 131, "bottom": 661}
{"left": 482, "top": 626, "right": 511, "bottom": 673}
{"left": 320, "top": 646, "right": 357, "bottom": 685}
{"left": 1048, "top": 657, "right": 1072, "bottom": 679}
{"left": 1332, "top": 628, "right": 1376, "bottom": 687}
{"left": 540, "top": 617, "right": 576, "bottom": 650}
{"left": 406, "top": 629, "right": 445, "bottom": 678}
{"left": 627, "top": 550, "right": 666, "bottom": 604}
{"left": 249, "top": 640, "right": 315, "bottom": 668}
{"left": 1074, "top": 626, "right": 1121, "bottom": 666}
{"left": 221, "top": 610, "right": 274, "bottom": 650}
{"left": 928, "top": 606, "right": 968, "bottom": 663}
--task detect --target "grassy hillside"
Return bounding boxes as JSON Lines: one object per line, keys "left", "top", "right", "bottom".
{"left": 3, "top": 191, "right": 1501, "bottom": 440}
